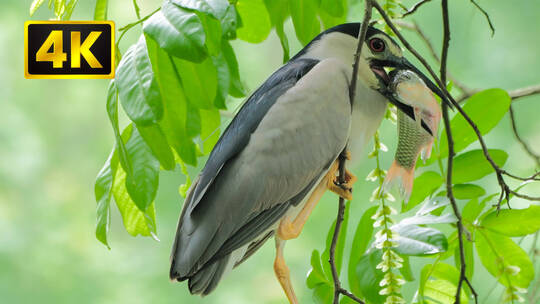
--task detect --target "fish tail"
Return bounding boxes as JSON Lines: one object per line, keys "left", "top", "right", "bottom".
{"left": 421, "top": 141, "right": 434, "bottom": 162}
{"left": 383, "top": 161, "right": 415, "bottom": 203}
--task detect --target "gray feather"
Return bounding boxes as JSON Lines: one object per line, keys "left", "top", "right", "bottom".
{"left": 170, "top": 58, "right": 352, "bottom": 295}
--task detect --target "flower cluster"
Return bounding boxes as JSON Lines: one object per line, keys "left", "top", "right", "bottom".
{"left": 367, "top": 131, "right": 406, "bottom": 304}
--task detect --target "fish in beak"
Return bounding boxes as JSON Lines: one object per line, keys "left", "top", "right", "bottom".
{"left": 382, "top": 69, "right": 442, "bottom": 202}
{"left": 370, "top": 56, "right": 451, "bottom": 135}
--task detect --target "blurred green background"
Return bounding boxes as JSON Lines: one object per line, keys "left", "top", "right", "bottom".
{"left": 1, "top": 0, "right": 539, "bottom": 303}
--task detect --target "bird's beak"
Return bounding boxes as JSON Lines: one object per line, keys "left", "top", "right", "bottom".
{"left": 370, "top": 56, "right": 452, "bottom": 108}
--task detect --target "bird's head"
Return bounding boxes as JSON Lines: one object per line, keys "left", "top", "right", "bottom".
{"left": 295, "top": 23, "right": 451, "bottom": 121}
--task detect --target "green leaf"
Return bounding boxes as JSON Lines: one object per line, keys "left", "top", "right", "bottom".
{"left": 476, "top": 230, "right": 534, "bottom": 288}
{"left": 425, "top": 278, "right": 469, "bottom": 304}
{"left": 482, "top": 205, "right": 540, "bottom": 237}
{"left": 63, "top": 0, "right": 78, "bottom": 20}
{"left": 172, "top": 0, "right": 237, "bottom": 38}
{"left": 54, "top": 0, "right": 65, "bottom": 18}
{"left": 222, "top": 40, "right": 246, "bottom": 97}
{"left": 440, "top": 89, "right": 511, "bottom": 155}
{"left": 178, "top": 0, "right": 238, "bottom": 40}
{"left": 94, "top": 149, "right": 118, "bottom": 248}
{"left": 116, "top": 35, "right": 163, "bottom": 126}
{"left": 112, "top": 165, "right": 158, "bottom": 237}
{"left": 402, "top": 171, "right": 443, "bottom": 212}
{"left": 171, "top": 0, "right": 217, "bottom": 17}
{"left": 30, "top": 0, "right": 46, "bottom": 16}
{"left": 392, "top": 224, "right": 448, "bottom": 256}
{"left": 453, "top": 184, "right": 486, "bottom": 200}
{"left": 137, "top": 123, "right": 176, "bottom": 170}
{"left": 398, "top": 212, "right": 456, "bottom": 227}
{"left": 318, "top": 0, "right": 347, "bottom": 30}
{"left": 320, "top": 0, "right": 345, "bottom": 17}
{"left": 289, "top": 0, "right": 320, "bottom": 45}
{"left": 106, "top": 80, "right": 132, "bottom": 175}
{"left": 200, "top": 109, "right": 221, "bottom": 154}
{"left": 312, "top": 283, "right": 333, "bottom": 304}
{"left": 421, "top": 263, "right": 469, "bottom": 303}
{"left": 219, "top": 4, "right": 238, "bottom": 40}
{"left": 197, "top": 12, "right": 222, "bottom": 56}
{"left": 186, "top": 102, "right": 201, "bottom": 137}
{"left": 356, "top": 250, "right": 385, "bottom": 304}
{"left": 236, "top": 0, "right": 272, "bottom": 43}
{"left": 349, "top": 206, "right": 378, "bottom": 296}
{"left": 174, "top": 56, "right": 218, "bottom": 109}
{"left": 124, "top": 125, "right": 160, "bottom": 211}
{"left": 93, "top": 0, "right": 108, "bottom": 20}
{"left": 452, "top": 149, "right": 508, "bottom": 184}
{"left": 462, "top": 198, "right": 486, "bottom": 224}
{"left": 143, "top": 1, "right": 207, "bottom": 62}
{"left": 306, "top": 250, "right": 329, "bottom": 288}
{"left": 306, "top": 250, "right": 334, "bottom": 304}
{"left": 212, "top": 53, "right": 230, "bottom": 109}
{"left": 400, "top": 255, "right": 415, "bottom": 281}
{"left": 146, "top": 36, "right": 197, "bottom": 165}
{"left": 264, "top": 0, "right": 290, "bottom": 62}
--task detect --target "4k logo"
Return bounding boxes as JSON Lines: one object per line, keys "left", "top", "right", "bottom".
{"left": 25, "top": 21, "right": 115, "bottom": 79}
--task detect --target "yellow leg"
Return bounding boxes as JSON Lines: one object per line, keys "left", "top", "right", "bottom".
{"left": 274, "top": 237, "right": 298, "bottom": 304}
{"left": 273, "top": 153, "right": 356, "bottom": 303}
{"left": 277, "top": 178, "right": 327, "bottom": 240}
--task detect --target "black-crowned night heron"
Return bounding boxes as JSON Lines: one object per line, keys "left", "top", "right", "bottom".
{"left": 169, "top": 23, "right": 448, "bottom": 303}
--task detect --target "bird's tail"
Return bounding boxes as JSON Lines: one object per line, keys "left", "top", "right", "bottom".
{"left": 383, "top": 160, "right": 414, "bottom": 202}
{"left": 184, "top": 255, "right": 231, "bottom": 296}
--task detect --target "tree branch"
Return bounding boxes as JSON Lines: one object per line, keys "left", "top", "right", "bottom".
{"left": 470, "top": 0, "right": 495, "bottom": 36}
{"left": 402, "top": 0, "right": 432, "bottom": 17}
{"left": 509, "top": 84, "right": 540, "bottom": 101}
{"left": 509, "top": 105, "right": 540, "bottom": 168}
{"left": 393, "top": 20, "right": 476, "bottom": 96}
{"left": 328, "top": 2, "right": 373, "bottom": 304}
{"left": 439, "top": 2, "right": 477, "bottom": 303}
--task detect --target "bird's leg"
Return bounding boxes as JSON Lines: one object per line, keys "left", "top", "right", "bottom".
{"left": 327, "top": 151, "right": 357, "bottom": 201}
{"left": 277, "top": 178, "right": 327, "bottom": 240}
{"left": 274, "top": 237, "right": 298, "bottom": 304}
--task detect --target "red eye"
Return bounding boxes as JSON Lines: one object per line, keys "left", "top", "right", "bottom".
{"left": 369, "top": 38, "right": 385, "bottom": 52}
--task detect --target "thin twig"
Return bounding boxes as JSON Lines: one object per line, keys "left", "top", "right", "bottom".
{"left": 115, "top": 7, "right": 161, "bottom": 60}
{"left": 394, "top": 20, "right": 475, "bottom": 96}
{"left": 328, "top": 2, "right": 372, "bottom": 304}
{"left": 509, "top": 84, "right": 540, "bottom": 101}
{"left": 501, "top": 170, "right": 540, "bottom": 182}
{"left": 439, "top": 2, "right": 476, "bottom": 303}
{"left": 402, "top": 0, "right": 431, "bottom": 18}
{"left": 402, "top": 0, "right": 432, "bottom": 17}
{"left": 457, "top": 83, "right": 540, "bottom": 103}
{"left": 470, "top": 0, "right": 495, "bottom": 36}
{"left": 509, "top": 105, "right": 540, "bottom": 168}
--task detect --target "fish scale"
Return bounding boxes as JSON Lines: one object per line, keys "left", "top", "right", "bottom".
{"left": 395, "top": 109, "right": 432, "bottom": 169}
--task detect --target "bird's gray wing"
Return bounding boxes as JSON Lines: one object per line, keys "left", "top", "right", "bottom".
{"left": 171, "top": 58, "right": 352, "bottom": 280}
{"left": 186, "top": 58, "right": 322, "bottom": 215}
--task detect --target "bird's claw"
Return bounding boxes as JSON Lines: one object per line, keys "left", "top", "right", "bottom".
{"left": 329, "top": 171, "right": 356, "bottom": 201}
